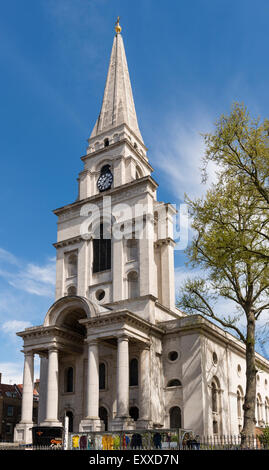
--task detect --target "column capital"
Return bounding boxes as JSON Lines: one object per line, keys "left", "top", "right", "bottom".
{"left": 141, "top": 343, "right": 151, "bottom": 351}
{"left": 23, "top": 350, "right": 34, "bottom": 357}
{"left": 117, "top": 333, "right": 129, "bottom": 342}
{"left": 47, "top": 346, "right": 59, "bottom": 353}
{"left": 86, "top": 337, "right": 99, "bottom": 346}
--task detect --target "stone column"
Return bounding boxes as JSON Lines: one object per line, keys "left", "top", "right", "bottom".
{"left": 14, "top": 351, "right": 35, "bottom": 444}
{"left": 138, "top": 345, "right": 151, "bottom": 426}
{"left": 43, "top": 348, "right": 61, "bottom": 426}
{"left": 86, "top": 340, "right": 99, "bottom": 419}
{"left": 116, "top": 335, "right": 130, "bottom": 418}
{"left": 38, "top": 355, "right": 48, "bottom": 424}
{"left": 21, "top": 351, "right": 34, "bottom": 424}
{"left": 79, "top": 339, "right": 102, "bottom": 432}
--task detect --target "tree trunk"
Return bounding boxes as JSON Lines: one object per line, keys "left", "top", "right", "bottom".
{"left": 241, "top": 309, "right": 256, "bottom": 443}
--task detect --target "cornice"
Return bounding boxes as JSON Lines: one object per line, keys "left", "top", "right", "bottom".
{"left": 53, "top": 175, "right": 158, "bottom": 216}
{"left": 159, "top": 314, "right": 269, "bottom": 371}
{"left": 53, "top": 235, "right": 83, "bottom": 249}
{"left": 17, "top": 324, "right": 84, "bottom": 345}
{"left": 79, "top": 309, "right": 165, "bottom": 337}
{"left": 154, "top": 237, "right": 176, "bottom": 248}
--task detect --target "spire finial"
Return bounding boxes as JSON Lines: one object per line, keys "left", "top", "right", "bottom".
{"left": 115, "top": 16, "right": 122, "bottom": 34}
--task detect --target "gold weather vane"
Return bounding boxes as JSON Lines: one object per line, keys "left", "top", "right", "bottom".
{"left": 115, "top": 16, "right": 122, "bottom": 34}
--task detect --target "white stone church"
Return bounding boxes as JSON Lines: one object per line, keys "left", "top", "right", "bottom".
{"left": 14, "top": 21, "right": 269, "bottom": 444}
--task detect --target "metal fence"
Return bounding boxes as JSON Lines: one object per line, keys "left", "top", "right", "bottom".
{"left": 1, "top": 430, "right": 269, "bottom": 451}
{"left": 65, "top": 430, "right": 269, "bottom": 451}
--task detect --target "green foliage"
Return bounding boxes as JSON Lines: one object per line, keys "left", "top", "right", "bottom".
{"left": 178, "top": 103, "right": 269, "bottom": 343}
{"left": 257, "top": 427, "right": 269, "bottom": 447}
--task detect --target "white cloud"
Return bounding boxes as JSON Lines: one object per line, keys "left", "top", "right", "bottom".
{"left": 0, "top": 248, "right": 20, "bottom": 266}
{"left": 0, "top": 362, "right": 23, "bottom": 384}
{"left": 152, "top": 110, "right": 218, "bottom": 202}
{"left": 0, "top": 249, "right": 55, "bottom": 297}
{"left": 0, "top": 360, "right": 40, "bottom": 385}
{"left": 1, "top": 320, "right": 32, "bottom": 335}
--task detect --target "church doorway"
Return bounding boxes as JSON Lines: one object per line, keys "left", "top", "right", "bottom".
{"left": 169, "top": 406, "right": 181, "bottom": 428}
{"left": 129, "top": 406, "right": 139, "bottom": 421}
{"left": 99, "top": 407, "right": 108, "bottom": 431}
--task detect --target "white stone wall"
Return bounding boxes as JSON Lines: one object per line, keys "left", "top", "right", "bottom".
{"left": 201, "top": 333, "right": 269, "bottom": 435}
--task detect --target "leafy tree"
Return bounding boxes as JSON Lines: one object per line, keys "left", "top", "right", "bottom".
{"left": 202, "top": 102, "right": 269, "bottom": 260}
{"left": 177, "top": 104, "right": 269, "bottom": 439}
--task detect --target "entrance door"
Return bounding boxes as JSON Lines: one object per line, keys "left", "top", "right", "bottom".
{"left": 169, "top": 406, "right": 181, "bottom": 428}
{"left": 99, "top": 407, "right": 108, "bottom": 431}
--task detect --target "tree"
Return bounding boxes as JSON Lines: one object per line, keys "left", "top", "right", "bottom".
{"left": 177, "top": 104, "right": 269, "bottom": 439}
{"left": 202, "top": 102, "right": 269, "bottom": 260}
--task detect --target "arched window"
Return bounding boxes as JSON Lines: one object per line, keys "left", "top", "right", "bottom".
{"left": 67, "top": 285, "right": 76, "bottom": 295}
{"left": 93, "top": 223, "right": 111, "bottom": 273}
{"left": 129, "top": 358, "right": 138, "bottom": 386}
{"left": 237, "top": 387, "right": 244, "bottom": 419}
{"left": 127, "top": 271, "right": 139, "bottom": 299}
{"left": 211, "top": 377, "right": 222, "bottom": 435}
{"left": 257, "top": 394, "right": 263, "bottom": 424}
{"left": 104, "top": 138, "right": 109, "bottom": 147}
{"left": 129, "top": 406, "right": 139, "bottom": 421}
{"left": 167, "top": 379, "right": 182, "bottom": 387}
{"left": 99, "top": 407, "right": 108, "bottom": 431}
{"left": 265, "top": 397, "right": 269, "bottom": 425}
{"left": 212, "top": 381, "right": 218, "bottom": 413}
{"left": 169, "top": 407, "right": 181, "bottom": 428}
{"left": 99, "top": 363, "right": 106, "bottom": 390}
{"left": 65, "top": 367, "right": 74, "bottom": 393}
{"left": 67, "top": 253, "right": 77, "bottom": 278}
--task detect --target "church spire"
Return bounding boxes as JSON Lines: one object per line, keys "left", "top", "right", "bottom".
{"left": 90, "top": 19, "right": 144, "bottom": 144}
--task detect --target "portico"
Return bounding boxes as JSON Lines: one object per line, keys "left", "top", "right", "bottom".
{"left": 14, "top": 297, "right": 163, "bottom": 442}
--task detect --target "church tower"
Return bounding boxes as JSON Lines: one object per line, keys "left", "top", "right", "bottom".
{"left": 14, "top": 19, "right": 182, "bottom": 442}
{"left": 54, "top": 18, "right": 177, "bottom": 318}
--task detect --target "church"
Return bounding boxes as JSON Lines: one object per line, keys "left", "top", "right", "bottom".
{"left": 14, "top": 20, "right": 269, "bottom": 444}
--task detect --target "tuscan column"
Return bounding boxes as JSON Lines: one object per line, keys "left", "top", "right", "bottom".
{"left": 45, "top": 347, "right": 60, "bottom": 424}
{"left": 116, "top": 335, "right": 130, "bottom": 418}
{"left": 20, "top": 351, "right": 34, "bottom": 424}
{"left": 86, "top": 339, "right": 99, "bottom": 419}
{"left": 38, "top": 355, "right": 48, "bottom": 424}
{"left": 139, "top": 345, "right": 151, "bottom": 422}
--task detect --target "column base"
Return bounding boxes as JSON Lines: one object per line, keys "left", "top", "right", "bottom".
{"left": 39, "top": 419, "right": 63, "bottom": 427}
{"left": 111, "top": 417, "right": 135, "bottom": 431}
{"left": 14, "top": 422, "right": 33, "bottom": 445}
{"left": 136, "top": 419, "right": 153, "bottom": 429}
{"left": 79, "top": 418, "right": 104, "bottom": 432}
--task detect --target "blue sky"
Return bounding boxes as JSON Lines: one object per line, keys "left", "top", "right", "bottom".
{"left": 1, "top": 0, "right": 269, "bottom": 382}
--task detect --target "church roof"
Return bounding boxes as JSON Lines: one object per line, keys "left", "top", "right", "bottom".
{"left": 90, "top": 19, "right": 144, "bottom": 144}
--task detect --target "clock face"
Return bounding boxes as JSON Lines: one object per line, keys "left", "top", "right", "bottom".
{"left": 97, "top": 169, "right": 113, "bottom": 192}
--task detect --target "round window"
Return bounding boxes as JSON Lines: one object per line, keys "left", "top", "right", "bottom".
{"left": 168, "top": 351, "right": 179, "bottom": 362}
{"left": 96, "top": 289, "right": 105, "bottom": 301}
